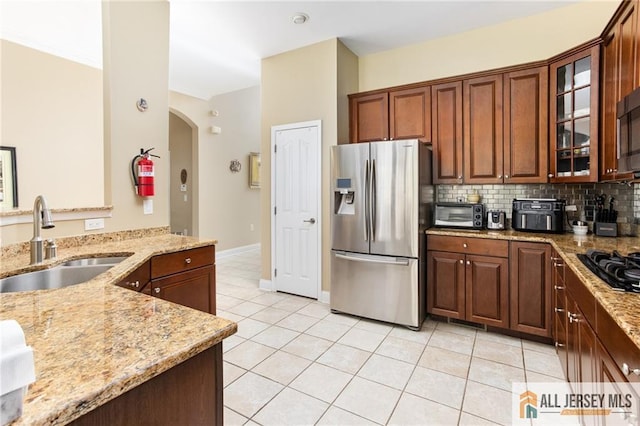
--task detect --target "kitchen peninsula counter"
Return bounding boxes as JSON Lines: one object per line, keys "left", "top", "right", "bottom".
{"left": 0, "top": 233, "right": 237, "bottom": 425}
{"left": 426, "top": 228, "right": 640, "bottom": 350}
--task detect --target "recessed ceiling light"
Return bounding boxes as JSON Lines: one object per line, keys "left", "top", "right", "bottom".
{"left": 291, "top": 13, "right": 309, "bottom": 25}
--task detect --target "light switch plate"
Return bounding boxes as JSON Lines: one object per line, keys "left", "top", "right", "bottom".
{"left": 143, "top": 199, "right": 153, "bottom": 215}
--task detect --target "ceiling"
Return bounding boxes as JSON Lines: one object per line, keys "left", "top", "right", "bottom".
{"left": 1, "top": 1, "right": 580, "bottom": 100}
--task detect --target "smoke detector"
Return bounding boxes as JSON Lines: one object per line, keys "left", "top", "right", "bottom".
{"left": 291, "top": 13, "right": 309, "bottom": 25}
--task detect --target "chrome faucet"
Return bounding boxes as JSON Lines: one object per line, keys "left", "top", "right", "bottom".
{"left": 30, "top": 195, "right": 55, "bottom": 264}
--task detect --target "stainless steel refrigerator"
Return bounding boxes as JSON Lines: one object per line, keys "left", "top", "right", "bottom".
{"left": 330, "top": 139, "right": 433, "bottom": 329}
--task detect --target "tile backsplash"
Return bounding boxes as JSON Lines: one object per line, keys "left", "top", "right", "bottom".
{"left": 436, "top": 183, "right": 639, "bottom": 236}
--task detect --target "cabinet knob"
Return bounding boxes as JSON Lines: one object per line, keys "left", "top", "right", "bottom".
{"left": 466, "top": 260, "right": 471, "bottom": 265}
{"left": 554, "top": 307, "right": 565, "bottom": 313}
{"left": 613, "top": 169, "right": 617, "bottom": 173}
{"left": 463, "top": 243, "right": 468, "bottom": 248}
{"left": 459, "top": 259, "right": 463, "bottom": 264}
{"left": 154, "top": 287, "right": 160, "bottom": 294}
{"left": 548, "top": 173, "right": 554, "bottom": 178}
{"left": 458, "top": 175, "right": 463, "bottom": 180}
{"left": 555, "top": 342, "right": 565, "bottom": 348}
{"left": 505, "top": 175, "right": 509, "bottom": 179}
{"left": 568, "top": 312, "right": 579, "bottom": 323}
{"left": 622, "top": 363, "right": 640, "bottom": 376}
{"left": 554, "top": 285, "right": 565, "bottom": 290}
{"left": 131, "top": 280, "right": 139, "bottom": 288}
{"left": 497, "top": 175, "right": 502, "bottom": 179}
{"left": 185, "top": 257, "right": 192, "bottom": 264}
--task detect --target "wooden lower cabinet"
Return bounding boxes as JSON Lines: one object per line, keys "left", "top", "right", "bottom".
{"left": 465, "top": 254, "right": 509, "bottom": 328}
{"left": 151, "top": 265, "right": 216, "bottom": 315}
{"left": 150, "top": 246, "right": 216, "bottom": 315}
{"left": 70, "top": 345, "right": 223, "bottom": 426}
{"left": 427, "top": 236, "right": 509, "bottom": 328}
{"left": 510, "top": 241, "right": 552, "bottom": 336}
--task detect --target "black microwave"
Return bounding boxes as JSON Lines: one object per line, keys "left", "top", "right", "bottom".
{"left": 617, "top": 86, "right": 640, "bottom": 174}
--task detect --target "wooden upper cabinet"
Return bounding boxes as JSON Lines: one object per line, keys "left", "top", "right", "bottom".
{"left": 432, "top": 81, "right": 463, "bottom": 183}
{"left": 463, "top": 75, "right": 504, "bottom": 184}
{"left": 349, "top": 92, "right": 389, "bottom": 143}
{"left": 349, "top": 86, "right": 431, "bottom": 144}
{"left": 549, "top": 44, "right": 600, "bottom": 182}
{"left": 503, "top": 66, "right": 549, "bottom": 183}
{"left": 389, "top": 86, "right": 431, "bottom": 143}
{"left": 601, "top": 0, "right": 638, "bottom": 181}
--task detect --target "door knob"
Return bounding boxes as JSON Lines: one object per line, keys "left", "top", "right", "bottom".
{"left": 303, "top": 218, "right": 316, "bottom": 224}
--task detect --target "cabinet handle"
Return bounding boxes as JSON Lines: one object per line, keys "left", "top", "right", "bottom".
{"left": 548, "top": 173, "right": 554, "bottom": 178}
{"left": 555, "top": 307, "right": 565, "bottom": 313}
{"left": 568, "top": 312, "right": 579, "bottom": 323}
{"left": 185, "top": 257, "right": 192, "bottom": 264}
{"left": 154, "top": 287, "right": 160, "bottom": 294}
{"left": 622, "top": 363, "right": 640, "bottom": 376}
{"left": 463, "top": 243, "right": 468, "bottom": 248}
{"left": 555, "top": 342, "right": 565, "bottom": 348}
{"left": 553, "top": 261, "right": 564, "bottom": 267}
{"left": 613, "top": 169, "right": 617, "bottom": 173}
{"left": 554, "top": 285, "right": 565, "bottom": 290}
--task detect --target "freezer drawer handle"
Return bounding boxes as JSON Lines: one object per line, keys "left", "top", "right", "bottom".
{"left": 335, "top": 253, "right": 410, "bottom": 266}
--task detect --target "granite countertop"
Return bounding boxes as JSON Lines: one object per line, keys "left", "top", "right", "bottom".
{"left": 0, "top": 233, "right": 237, "bottom": 426}
{"left": 426, "top": 228, "right": 640, "bottom": 351}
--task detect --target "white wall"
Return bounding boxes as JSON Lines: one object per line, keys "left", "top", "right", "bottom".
{"left": 358, "top": 1, "right": 620, "bottom": 92}
{"left": 169, "top": 86, "right": 261, "bottom": 251}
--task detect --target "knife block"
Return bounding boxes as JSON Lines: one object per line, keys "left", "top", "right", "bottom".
{"left": 594, "top": 222, "right": 617, "bottom": 237}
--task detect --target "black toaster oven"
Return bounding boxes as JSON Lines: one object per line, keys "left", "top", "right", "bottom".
{"left": 512, "top": 198, "right": 565, "bottom": 233}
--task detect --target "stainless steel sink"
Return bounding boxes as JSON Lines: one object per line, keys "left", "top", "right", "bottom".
{"left": 61, "top": 256, "right": 129, "bottom": 267}
{"left": 0, "top": 256, "right": 129, "bottom": 293}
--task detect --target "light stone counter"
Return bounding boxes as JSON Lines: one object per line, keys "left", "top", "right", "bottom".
{"left": 0, "top": 232, "right": 237, "bottom": 425}
{"left": 426, "top": 228, "right": 640, "bottom": 351}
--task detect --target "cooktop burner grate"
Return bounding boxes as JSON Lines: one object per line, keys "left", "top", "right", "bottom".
{"left": 577, "top": 250, "right": 640, "bottom": 293}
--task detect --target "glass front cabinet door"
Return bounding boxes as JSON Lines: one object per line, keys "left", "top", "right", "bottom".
{"left": 549, "top": 45, "right": 600, "bottom": 182}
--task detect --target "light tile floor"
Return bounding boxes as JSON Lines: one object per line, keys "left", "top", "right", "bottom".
{"left": 217, "top": 248, "right": 566, "bottom": 426}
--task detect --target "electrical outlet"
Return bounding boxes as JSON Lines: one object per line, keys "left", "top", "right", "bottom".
{"left": 85, "top": 218, "right": 104, "bottom": 231}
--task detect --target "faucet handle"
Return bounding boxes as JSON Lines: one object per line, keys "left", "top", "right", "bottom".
{"left": 45, "top": 239, "right": 58, "bottom": 260}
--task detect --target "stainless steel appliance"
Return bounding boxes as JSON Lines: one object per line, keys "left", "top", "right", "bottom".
{"left": 577, "top": 249, "right": 640, "bottom": 293}
{"left": 617, "top": 86, "right": 640, "bottom": 174}
{"left": 512, "top": 198, "right": 565, "bottom": 233}
{"left": 330, "top": 139, "right": 433, "bottom": 329}
{"left": 433, "top": 203, "right": 484, "bottom": 229}
{"left": 487, "top": 210, "right": 505, "bottom": 230}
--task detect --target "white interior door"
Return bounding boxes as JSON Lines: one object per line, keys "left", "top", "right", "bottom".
{"left": 272, "top": 121, "right": 321, "bottom": 299}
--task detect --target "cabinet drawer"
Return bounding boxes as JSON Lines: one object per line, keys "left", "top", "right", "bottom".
{"left": 427, "top": 235, "right": 508, "bottom": 257}
{"left": 597, "top": 302, "right": 640, "bottom": 383}
{"left": 116, "top": 261, "right": 150, "bottom": 292}
{"left": 565, "top": 266, "right": 596, "bottom": 327}
{"left": 151, "top": 246, "right": 215, "bottom": 279}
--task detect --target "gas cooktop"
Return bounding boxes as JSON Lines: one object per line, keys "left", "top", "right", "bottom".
{"left": 577, "top": 249, "right": 640, "bottom": 293}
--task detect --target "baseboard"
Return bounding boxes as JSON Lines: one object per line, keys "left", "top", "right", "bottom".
{"left": 216, "top": 243, "right": 260, "bottom": 259}
{"left": 319, "top": 290, "right": 330, "bottom": 304}
{"left": 259, "top": 279, "right": 274, "bottom": 291}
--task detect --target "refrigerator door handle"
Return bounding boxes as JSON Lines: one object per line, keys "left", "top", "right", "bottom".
{"left": 364, "top": 159, "right": 370, "bottom": 241}
{"left": 334, "top": 252, "right": 410, "bottom": 266}
{"left": 371, "top": 158, "right": 376, "bottom": 241}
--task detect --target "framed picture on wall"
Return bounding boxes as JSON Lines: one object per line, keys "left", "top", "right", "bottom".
{"left": 0, "top": 146, "right": 18, "bottom": 209}
{"left": 249, "top": 152, "right": 260, "bottom": 189}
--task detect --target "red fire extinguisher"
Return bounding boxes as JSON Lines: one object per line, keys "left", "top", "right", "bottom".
{"left": 131, "top": 148, "right": 160, "bottom": 196}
